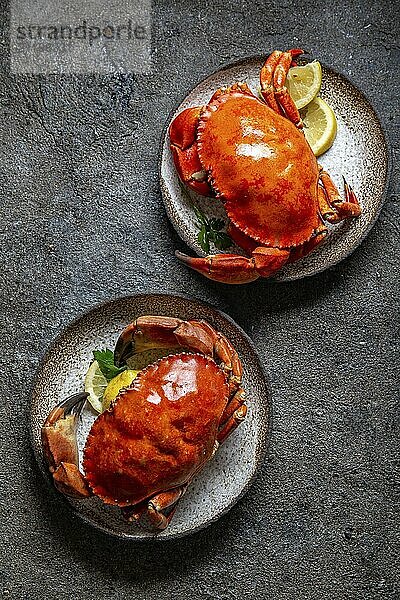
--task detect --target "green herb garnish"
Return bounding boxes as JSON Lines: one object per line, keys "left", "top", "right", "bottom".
{"left": 93, "top": 349, "right": 127, "bottom": 382}
{"left": 193, "top": 206, "right": 232, "bottom": 253}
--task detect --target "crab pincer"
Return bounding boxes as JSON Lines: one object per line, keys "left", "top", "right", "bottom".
{"left": 41, "top": 392, "right": 91, "bottom": 498}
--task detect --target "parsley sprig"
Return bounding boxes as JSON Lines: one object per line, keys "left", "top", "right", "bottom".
{"left": 93, "top": 349, "right": 127, "bottom": 382}
{"left": 193, "top": 206, "right": 232, "bottom": 254}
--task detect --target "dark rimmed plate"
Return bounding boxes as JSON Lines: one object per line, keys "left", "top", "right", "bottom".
{"left": 160, "top": 56, "right": 390, "bottom": 281}
{"left": 31, "top": 294, "right": 271, "bottom": 540}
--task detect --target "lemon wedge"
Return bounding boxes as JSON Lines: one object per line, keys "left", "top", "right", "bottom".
{"left": 84, "top": 360, "right": 108, "bottom": 413}
{"left": 102, "top": 369, "right": 140, "bottom": 411}
{"left": 286, "top": 61, "right": 322, "bottom": 109}
{"left": 302, "top": 97, "right": 337, "bottom": 157}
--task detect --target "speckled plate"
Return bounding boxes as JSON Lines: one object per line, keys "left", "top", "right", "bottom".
{"left": 31, "top": 294, "right": 271, "bottom": 540}
{"left": 160, "top": 56, "right": 390, "bottom": 281}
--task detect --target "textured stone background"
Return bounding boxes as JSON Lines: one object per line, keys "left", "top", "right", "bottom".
{"left": 0, "top": 0, "right": 399, "bottom": 598}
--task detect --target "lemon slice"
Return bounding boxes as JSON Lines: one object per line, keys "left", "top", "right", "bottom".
{"left": 286, "top": 61, "right": 322, "bottom": 109}
{"left": 302, "top": 97, "right": 337, "bottom": 157}
{"left": 102, "top": 369, "right": 140, "bottom": 411}
{"left": 84, "top": 360, "right": 108, "bottom": 413}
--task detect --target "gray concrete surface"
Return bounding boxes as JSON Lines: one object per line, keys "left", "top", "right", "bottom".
{"left": 0, "top": 0, "right": 399, "bottom": 598}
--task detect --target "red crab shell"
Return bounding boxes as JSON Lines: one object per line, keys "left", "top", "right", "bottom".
{"left": 83, "top": 353, "right": 229, "bottom": 506}
{"left": 197, "top": 89, "right": 319, "bottom": 248}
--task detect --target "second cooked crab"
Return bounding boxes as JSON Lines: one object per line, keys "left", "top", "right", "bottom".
{"left": 170, "top": 48, "right": 361, "bottom": 284}
{"left": 41, "top": 316, "right": 247, "bottom": 531}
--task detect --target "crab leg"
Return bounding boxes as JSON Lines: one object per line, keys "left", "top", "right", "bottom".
{"left": 124, "top": 484, "right": 189, "bottom": 531}
{"left": 217, "top": 405, "right": 247, "bottom": 443}
{"left": 227, "top": 221, "right": 258, "bottom": 255}
{"left": 317, "top": 182, "right": 335, "bottom": 222}
{"left": 214, "top": 333, "right": 243, "bottom": 393}
{"left": 287, "top": 215, "right": 328, "bottom": 263}
{"left": 169, "top": 106, "right": 213, "bottom": 196}
{"left": 260, "top": 50, "right": 284, "bottom": 115}
{"left": 175, "top": 247, "right": 290, "bottom": 284}
{"left": 260, "top": 48, "right": 304, "bottom": 128}
{"left": 41, "top": 392, "right": 91, "bottom": 498}
{"left": 273, "top": 49, "right": 304, "bottom": 128}
{"left": 219, "top": 388, "right": 246, "bottom": 427}
{"left": 318, "top": 168, "right": 361, "bottom": 223}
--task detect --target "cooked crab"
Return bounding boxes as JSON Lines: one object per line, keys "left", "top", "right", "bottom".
{"left": 41, "top": 316, "right": 247, "bottom": 531}
{"left": 170, "top": 48, "right": 361, "bottom": 284}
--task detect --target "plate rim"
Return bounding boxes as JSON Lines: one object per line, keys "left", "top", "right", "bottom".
{"left": 159, "top": 54, "right": 392, "bottom": 282}
{"left": 30, "top": 292, "right": 273, "bottom": 541}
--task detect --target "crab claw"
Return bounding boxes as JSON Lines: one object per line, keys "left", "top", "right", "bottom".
{"left": 175, "top": 248, "right": 290, "bottom": 284}
{"left": 114, "top": 316, "right": 183, "bottom": 366}
{"left": 260, "top": 48, "right": 305, "bottom": 128}
{"left": 41, "top": 392, "right": 91, "bottom": 498}
{"left": 123, "top": 484, "right": 189, "bottom": 531}
{"left": 114, "top": 322, "right": 137, "bottom": 367}
{"left": 169, "top": 106, "right": 213, "bottom": 196}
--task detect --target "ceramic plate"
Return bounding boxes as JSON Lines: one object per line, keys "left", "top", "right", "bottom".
{"left": 160, "top": 56, "right": 390, "bottom": 281}
{"left": 31, "top": 294, "right": 271, "bottom": 540}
